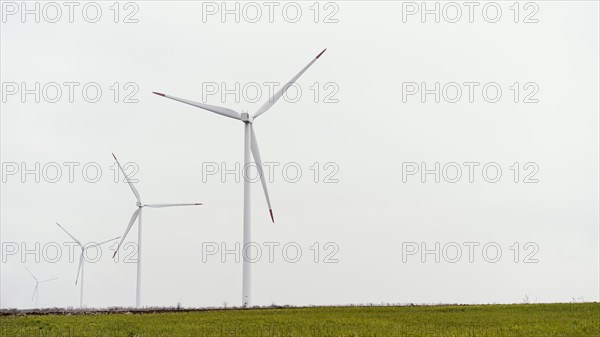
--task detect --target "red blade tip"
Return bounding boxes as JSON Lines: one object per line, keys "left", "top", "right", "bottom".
{"left": 152, "top": 91, "right": 165, "bottom": 97}
{"left": 316, "top": 48, "right": 327, "bottom": 59}
{"left": 269, "top": 209, "right": 274, "bottom": 223}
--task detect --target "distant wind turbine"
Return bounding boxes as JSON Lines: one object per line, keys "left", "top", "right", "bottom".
{"left": 153, "top": 48, "right": 326, "bottom": 307}
{"left": 111, "top": 153, "right": 203, "bottom": 307}
{"left": 55, "top": 222, "right": 118, "bottom": 308}
{"left": 25, "top": 267, "right": 57, "bottom": 308}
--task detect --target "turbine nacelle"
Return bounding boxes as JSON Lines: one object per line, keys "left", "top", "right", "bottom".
{"left": 240, "top": 112, "right": 253, "bottom": 123}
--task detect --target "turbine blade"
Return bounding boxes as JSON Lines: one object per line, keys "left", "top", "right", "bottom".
{"left": 112, "top": 153, "right": 141, "bottom": 202}
{"left": 31, "top": 284, "right": 38, "bottom": 301}
{"left": 88, "top": 236, "right": 120, "bottom": 248}
{"left": 143, "top": 203, "right": 203, "bottom": 208}
{"left": 112, "top": 208, "right": 140, "bottom": 258}
{"left": 75, "top": 251, "right": 84, "bottom": 285}
{"left": 39, "top": 277, "right": 58, "bottom": 283}
{"left": 55, "top": 222, "right": 82, "bottom": 246}
{"left": 254, "top": 49, "right": 326, "bottom": 119}
{"left": 25, "top": 267, "right": 38, "bottom": 282}
{"left": 250, "top": 125, "right": 274, "bottom": 222}
{"left": 153, "top": 92, "right": 241, "bottom": 121}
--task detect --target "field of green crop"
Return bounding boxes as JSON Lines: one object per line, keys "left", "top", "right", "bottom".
{"left": 1, "top": 303, "right": 598, "bottom": 337}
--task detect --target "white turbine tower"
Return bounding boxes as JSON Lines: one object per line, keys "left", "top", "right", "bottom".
{"left": 55, "top": 222, "right": 118, "bottom": 308}
{"left": 111, "top": 153, "right": 203, "bottom": 308}
{"left": 25, "top": 267, "right": 57, "bottom": 308}
{"left": 153, "top": 48, "right": 326, "bottom": 307}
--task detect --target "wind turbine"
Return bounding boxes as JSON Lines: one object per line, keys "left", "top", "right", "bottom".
{"left": 55, "top": 222, "right": 118, "bottom": 308}
{"left": 111, "top": 153, "right": 203, "bottom": 307}
{"left": 152, "top": 48, "right": 326, "bottom": 307}
{"left": 25, "top": 267, "right": 57, "bottom": 308}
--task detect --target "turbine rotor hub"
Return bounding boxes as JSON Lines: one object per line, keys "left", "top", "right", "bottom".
{"left": 240, "top": 112, "right": 253, "bottom": 123}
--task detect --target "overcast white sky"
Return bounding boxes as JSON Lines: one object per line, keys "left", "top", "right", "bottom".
{"left": 1, "top": 1, "right": 598, "bottom": 309}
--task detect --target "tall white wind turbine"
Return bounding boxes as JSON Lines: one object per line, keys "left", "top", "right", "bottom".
{"left": 153, "top": 49, "right": 326, "bottom": 307}
{"left": 25, "top": 267, "right": 57, "bottom": 308}
{"left": 55, "top": 222, "right": 118, "bottom": 308}
{"left": 111, "top": 153, "right": 203, "bottom": 307}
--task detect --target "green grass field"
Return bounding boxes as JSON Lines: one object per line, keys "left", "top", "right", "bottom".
{"left": 1, "top": 303, "right": 598, "bottom": 337}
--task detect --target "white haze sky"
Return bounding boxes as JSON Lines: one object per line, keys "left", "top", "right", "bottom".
{"left": 1, "top": 1, "right": 598, "bottom": 309}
